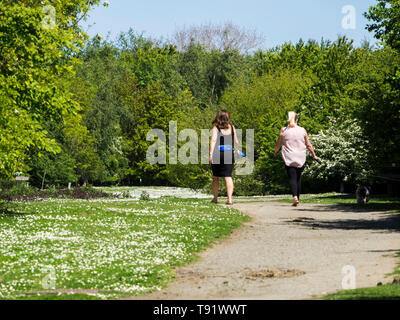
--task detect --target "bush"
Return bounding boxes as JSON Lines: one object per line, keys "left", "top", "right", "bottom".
{"left": 203, "top": 171, "right": 266, "bottom": 197}
{"left": 0, "top": 183, "right": 38, "bottom": 201}
{"left": 0, "top": 183, "right": 110, "bottom": 201}
{"left": 139, "top": 191, "right": 150, "bottom": 201}
{"left": 122, "top": 190, "right": 131, "bottom": 198}
{"left": 304, "top": 119, "right": 374, "bottom": 186}
{"left": 0, "top": 199, "right": 14, "bottom": 214}
{"left": 231, "top": 174, "right": 266, "bottom": 196}
{"left": 68, "top": 186, "right": 109, "bottom": 199}
{"left": 167, "top": 163, "right": 211, "bottom": 191}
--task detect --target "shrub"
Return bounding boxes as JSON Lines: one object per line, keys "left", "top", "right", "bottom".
{"left": 122, "top": 190, "right": 131, "bottom": 198}
{"left": 304, "top": 119, "right": 373, "bottom": 186}
{"left": 140, "top": 191, "right": 151, "bottom": 201}
{"left": 0, "top": 183, "right": 109, "bottom": 202}
{"left": 0, "top": 183, "right": 38, "bottom": 201}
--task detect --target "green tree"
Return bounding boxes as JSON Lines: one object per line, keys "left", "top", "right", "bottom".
{"left": 28, "top": 114, "right": 104, "bottom": 187}
{"left": 365, "top": 0, "right": 400, "bottom": 52}
{"left": 248, "top": 38, "right": 366, "bottom": 133}
{"left": 0, "top": 0, "right": 101, "bottom": 179}
{"left": 364, "top": 1, "right": 400, "bottom": 164}
{"left": 222, "top": 68, "right": 307, "bottom": 138}
{"left": 75, "top": 37, "right": 129, "bottom": 184}
{"left": 63, "top": 115, "right": 105, "bottom": 185}
{"left": 222, "top": 69, "right": 308, "bottom": 193}
{"left": 29, "top": 151, "right": 77, "bottom": 189}
{"left": 347, "top": 47, "right": 400, "bottom": 164}
{"left": 119, "top": 81, "right": 179, "bottom": 184}
{"left": 178, "top": 43, "right": 211, "bottom": 105}
{"left": 119, "top": 31, "right": 185, "bottom": 97}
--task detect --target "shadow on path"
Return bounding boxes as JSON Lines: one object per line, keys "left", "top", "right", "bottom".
{"left": 286, "top": 208, "right": 400, "bottom": 234}
{"left": 300, "top": 202, "right": 400, "bottom": 213}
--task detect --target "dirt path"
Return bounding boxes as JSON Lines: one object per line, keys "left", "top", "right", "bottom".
{"left": 135, "top": 202, "right": 400, "bottom": 300}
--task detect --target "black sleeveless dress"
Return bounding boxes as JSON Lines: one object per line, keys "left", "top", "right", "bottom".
{"left": 211, "top": 126, "right": 235, "bottom": 177}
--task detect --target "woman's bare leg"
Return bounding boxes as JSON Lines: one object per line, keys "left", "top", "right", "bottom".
{"left": 212, "top": 177, "right": 219, "bottom": 202}
{"left": 225, "top": 177, "right": 234, "bottom": 204}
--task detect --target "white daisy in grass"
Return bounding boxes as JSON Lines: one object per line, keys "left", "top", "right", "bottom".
{"left": 0, "top": 189, "right": 248, "bottom": 300}
{"left": 97, "top": 186, "right": 210, "bottom": 200}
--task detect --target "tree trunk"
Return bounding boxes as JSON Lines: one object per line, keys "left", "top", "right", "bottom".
{"left": 210, "top": 72, "right": 216, "bottom": 104}
{"left": 41, "top": 169, "right": 47, "bottom": 190}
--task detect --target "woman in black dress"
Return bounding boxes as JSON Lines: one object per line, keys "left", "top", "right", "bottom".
{"left": 209, "top": 110, "right": 239, "bottom": 205}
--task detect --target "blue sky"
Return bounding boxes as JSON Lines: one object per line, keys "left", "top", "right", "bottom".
{"left": 82, "top": 0, "right": 379, "bottom": 49}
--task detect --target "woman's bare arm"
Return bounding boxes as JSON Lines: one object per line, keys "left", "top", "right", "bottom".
{"left": 274, "top": 129, "right": 284, "bottom": 157}
{"left": 209, "top": 127, "right": 218, "bottom": 164}
{"left": 305, "top": 131, "right": 318, "bottom": 159}
{"left": 232, "top": 125, "right": 240, "bottom": 154}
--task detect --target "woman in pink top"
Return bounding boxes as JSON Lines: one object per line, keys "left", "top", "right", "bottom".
{"left": 274, "top": 112, "right": 318, "bottom": 206}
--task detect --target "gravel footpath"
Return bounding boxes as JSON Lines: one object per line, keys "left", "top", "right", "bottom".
{"left": 135, "top": 202, "right": 400, "bottom": 300}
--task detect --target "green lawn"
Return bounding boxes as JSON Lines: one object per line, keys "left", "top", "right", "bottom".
{"left": 0, "top": 197, "right": 249, "bottom": 300}
{"left": 324, "top": 283, "right": 400, "bottom": 300}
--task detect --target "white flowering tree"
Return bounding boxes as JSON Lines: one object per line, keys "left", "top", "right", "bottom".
{"left": 304, "top": 119, "right": 373, "bottom": 189}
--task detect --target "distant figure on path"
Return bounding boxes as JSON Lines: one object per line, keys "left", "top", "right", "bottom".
{"left": 209, "top": 110, "right": 240, "bottom": 205}
{"left": 274, "top": 112, "right": 318, "bottom": 207}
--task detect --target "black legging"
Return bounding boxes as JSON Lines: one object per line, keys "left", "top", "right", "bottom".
{"left": 285, "top": 166, "right": 304, "bottom": 199}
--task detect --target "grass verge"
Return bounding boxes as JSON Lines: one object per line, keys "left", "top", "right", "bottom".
{"left": 0, "top": 197, "right": 249, "bottom": 300}
{"left": 323, "top": 282, "right": 400, "bottom": 300}
{"left": 323, "top": 256, "right": 400, "bottom": 300}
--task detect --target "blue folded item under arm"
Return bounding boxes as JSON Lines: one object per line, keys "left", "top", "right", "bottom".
{"left": 219, "top": 145, "right": 233, "bottom": 151}
{"left": 218, "top": 145, "right": 246, "bottom": 158}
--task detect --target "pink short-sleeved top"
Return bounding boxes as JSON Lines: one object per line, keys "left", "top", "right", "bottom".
{"left": 281, "top": 125, "right": 307, "bottom": 168}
